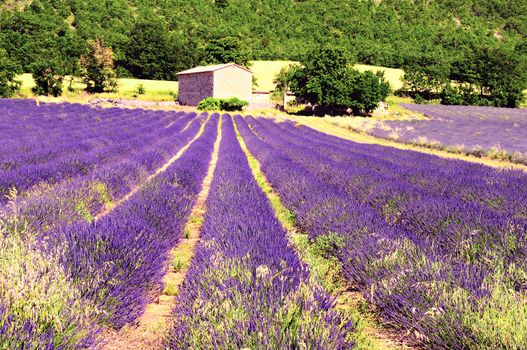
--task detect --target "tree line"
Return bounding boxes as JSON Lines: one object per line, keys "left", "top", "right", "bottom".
{"left": 0, "top": 0, "right": 525, "bottom": 106}
{"left": 401, "top": 41, "right": 527, "bottom": 107}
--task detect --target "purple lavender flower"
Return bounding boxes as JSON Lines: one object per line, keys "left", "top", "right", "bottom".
{"left": 166, "top": 115, "right": 354, "bottom": 349}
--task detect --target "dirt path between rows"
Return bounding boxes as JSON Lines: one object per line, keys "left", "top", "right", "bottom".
{"left": 102, "top": 116, "right": 222, "bottom": 350}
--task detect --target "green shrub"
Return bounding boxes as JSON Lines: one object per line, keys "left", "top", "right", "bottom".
{"left": 135, "top": 83, "right": 146, "bottom": 95}
{"left": 220, "top": 97, "right": 249, "bottom": 111}
{"left": 197, "top": 97, "right": 249, "bottom": 111}
{"left": 197, "top": 97, "right": 221, "bottom": 110}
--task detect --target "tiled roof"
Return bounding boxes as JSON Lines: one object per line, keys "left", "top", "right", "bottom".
{"left": 177, "top": 63, "right": 252, "bottom": 75}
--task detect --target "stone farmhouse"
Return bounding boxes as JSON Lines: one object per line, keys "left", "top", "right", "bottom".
{"left": 177, "top": 63, "right": 253, "bottom": 106}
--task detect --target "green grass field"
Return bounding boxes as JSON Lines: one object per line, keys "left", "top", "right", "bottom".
{"left": 250, "top": 60, "right": 294, "bottom": 92}
{"left": 354, "top": 64, "right": 404, "bottom": 91}
{"left": 19, "top": 73, "right": 179, "bottom": 102}
{"left": 250, "top": 61, "right": 405, "bottom": 92}
{"left": 18, "top": 64, "right": 524, "bottom": 106}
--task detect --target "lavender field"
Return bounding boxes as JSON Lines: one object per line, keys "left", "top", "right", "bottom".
{"left": 0, "top": 100, "right": 350, "bottom": 349}
{"left": 368, "top": 104, "right": 527, "bottom": 163}
{"left": 2, "top": 99, "right": 527, "bottom": 349}
{"left": 237, "top": 115, "right": 527, "bottom": 349}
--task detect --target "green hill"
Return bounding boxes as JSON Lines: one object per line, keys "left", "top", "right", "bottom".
{"left": 1, "top": 0, "right": 525, "bottom": 81}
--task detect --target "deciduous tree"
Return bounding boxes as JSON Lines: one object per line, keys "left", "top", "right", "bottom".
{"left": 273, "top": 64, "right": 301, "bottom": 107}
{"left": 124, "top": 16, "right": 180, "bottom": 80}
{"left": 80, "top": 39, "right": 117, "bottom": 93}
{"left": 31, "top": 58, "right": 65, "bottom": 97}
{"left": 290, "top": 46, "right": 390, "bottom": 115}
{"left": 0, "top": 49, "right": 21, "bottom": 98}
{"left": 201, "top": 36, "right": 251, "bottom": 69}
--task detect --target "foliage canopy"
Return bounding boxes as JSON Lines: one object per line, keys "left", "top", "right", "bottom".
{"left": 288, "top": 47, "right": 391, "bottom": 115}
{"left": 0, "top": 49, "right": 21, "bottom": 98}
{"left": 79, "top": 39, "right": 117, "bottom": 93}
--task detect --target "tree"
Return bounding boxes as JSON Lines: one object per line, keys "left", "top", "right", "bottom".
{"left": 123, "top": 16, "right": 195, "bottom": 80}
{"left": 290, "top": 46, "right": 354, "bottom": 109}
{"left": 348, "top": 71, "right": 391, "bottom": 115}
{"left": 473, "top": 44, "right": 527, "bottom": 107}
{"left": 201, "top": 36, "right": 251, "bottom": 68}
{"left": 31, "top": 58, "right": 65, "bottom": 97}
{"left": 273, "top": 64, "right": 301, "bottom": 107}
{"left": 0, "top": 0, "right": 80, "bottom": 96}
{"left": 0, "top": 49, "right": 21, "bottom": 98}
{"left": 28, "top": 34, "right": 67, "bottom": 97}
{"left": 447, "top": 42, "right": 527, "bottom": 107}
{"left": 0, "top": 0, "right": 526, "bottom": 97}
{"left": 290, "top": 46, "right": 389, "bottom": 115}
{"left": 80, "top": 39, "right": 117, "bottom": 93}
{"left": 69, "top": 0, "right": 134, "bottom": 65}
{"left": 123, "top": 18, "right": 171, "bottom": 80}
{"left": 401, "top": 52, "right": 451, "bottom": 99}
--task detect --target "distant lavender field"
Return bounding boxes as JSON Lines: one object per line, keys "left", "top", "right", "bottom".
{"left": 371, "top": 104, "right": 527, "bottom": 157}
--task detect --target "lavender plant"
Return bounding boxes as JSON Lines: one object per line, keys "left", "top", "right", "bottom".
{"left": 40, "top": 114, "right": 219, "bottom": 329}
{"left": 1, "top": 100, "right": 220, "bottom": 347}
{"left": 363, "top": 104, "right": 527, "bottom": 164}
{"left": 237, "top": 115, "right": 527, "bottom": 349}
{"left": 0, "top": 192, "right": 99, "bottom": 349}
{"left": 15, "top": 114, "right": 203, "bottom": 234}
{"left": 0, "top": 100, "right": 195, "bottom": 202}
{"left": 166, "top": 115, "right": 354, "bottom": 349}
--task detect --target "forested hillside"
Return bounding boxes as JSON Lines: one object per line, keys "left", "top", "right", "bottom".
{"left": 0, "top": 0, "right": 526, "bottom": 80}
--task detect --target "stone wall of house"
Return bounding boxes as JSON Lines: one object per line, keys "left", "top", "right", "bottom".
{"left": 178, "top": 72, "right": 214, "bottom": 106}
{"left": 213, "top": 66, "right": 252, "bottom": 103}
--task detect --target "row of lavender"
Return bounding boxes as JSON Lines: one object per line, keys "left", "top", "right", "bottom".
{"left": 57, "top": 113, "right": 216, "bottom": 327}
{"left": 369, "top": 104, "right": 527, "bottom": 163}
{"left": 166, "top": 116, "right": 354, "bottom": 349}
{"left": 0, "top": 102, "right": 162, "bottom": 166}
{"left": 0, "top": 100, "right": 194, "bottom": 203}
{"left": 0, "top": 101, "right": 207, "bottom": 234}
{"left": 16, "top": 114, "right": 202, "bottom": 234}
{"left": 237, "top": 115, "right": 527, "bottom": 349}
{"left": 1, "top": 102, "right": 216, "bottom": 348}
{"left": 253, "top": 117, "right": 527, "bottom": 218}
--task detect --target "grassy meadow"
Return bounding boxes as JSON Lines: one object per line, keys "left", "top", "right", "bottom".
{"left": 354, "top": 64, "right": 404, "bottom": 90}
{"left": 17, "top": 62, "right": 525, "bottom": 108}
{"left": 251, "top": 60, "right": 405, "bottom": 92}
{"left": 18, "top": 73, "right": 179, "bottom": 102}
{"left": 18, "top": 61, "right": 406, "bottom": 103}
